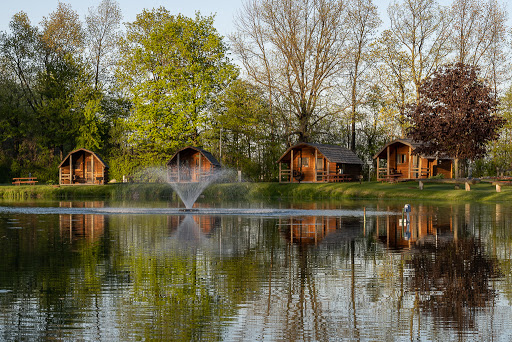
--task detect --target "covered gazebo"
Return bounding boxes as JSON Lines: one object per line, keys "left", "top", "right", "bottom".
{"left": 373, "top": 139, "right": 453, "bottom": 181}
{"left": 277, "top": 143, "right": 363, "bottom": 183}
{"left": 58, "top": 148, "right": 109, "bottom": 185}
{"left": 166, "top": 146, "right": 221, "bottom": 182}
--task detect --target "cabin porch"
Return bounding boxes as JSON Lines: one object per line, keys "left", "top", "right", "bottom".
{"left": 374, "top": 140, "right": 452, "bottom": 181}
{"left": 59, "top": 149, "right": 108, "bottom": 185}
{"left": 278, "top": 145, "right": 360, "bottom": 183}
{"left": 166, "top": 147, "right": 221, "bottom": 183}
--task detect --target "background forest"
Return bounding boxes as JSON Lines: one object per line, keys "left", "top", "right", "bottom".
{"left": 1, "top": 0, "right": 512, "bottom": 183}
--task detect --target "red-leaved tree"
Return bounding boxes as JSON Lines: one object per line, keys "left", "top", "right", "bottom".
{"left": 406, "top": 63, "right": 505, "bottom": 178}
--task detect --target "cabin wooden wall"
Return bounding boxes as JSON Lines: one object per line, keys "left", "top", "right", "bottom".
{"left": 173, "top": 152, "right": 215, "bottom": 170}
{"left": 171, "top": 151, "right": 215, "bottom": 182}
{"left": 283, "top": 147, "right": 360, "bottom": 182}
{"left": 59, "top": 152, "right": 107, "bottom": 185}
{"left": 393, "top": 144, "right": 410, "bottom": 176}
{"left": 192, "top": 153, "right": 214, "bottom": 172}
{"left": 381, "top": 143, "right": 453, "bottom": 179}
{"left": 291, "top": 147, "right": 317, "bottom": 182}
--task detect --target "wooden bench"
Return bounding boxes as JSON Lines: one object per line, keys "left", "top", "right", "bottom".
{"left": 12, "top": 177, "right": 38, "bottom": 185}
{"left": 383, "top": 173, "right": 402, "bottom": 183}
{"left": 325, "top": 174, "right": 352, "bottom": 182}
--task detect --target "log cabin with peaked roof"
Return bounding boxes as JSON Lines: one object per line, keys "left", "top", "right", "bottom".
{"left": 166, "top": 146, "right": 221, "bottom": 182}
{"left": 277, "top": 143, "right": 363, "bottom": 183}
{"left": 58, "top": 148, "right": 109, "bottom": 185}
{"left": 373, "top": 139, "right": 453, "bottom": 181}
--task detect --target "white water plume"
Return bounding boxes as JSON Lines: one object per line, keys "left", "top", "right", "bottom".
{"left": 144, "top": 166, "right": 233, "bottom": 209}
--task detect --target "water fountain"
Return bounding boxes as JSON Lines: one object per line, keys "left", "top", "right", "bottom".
{"left": 166, "top": 166, "right": 229, "bottom": 210}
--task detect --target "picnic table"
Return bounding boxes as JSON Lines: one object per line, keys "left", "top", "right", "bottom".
{"left": 325, "top": 174, "right": 352, "bottom": 182}
{"left": 384, "top": 173, "right": 402, "bottom": 183}
{"left": 12, "top": 177, "right": 38, "bottom": 185}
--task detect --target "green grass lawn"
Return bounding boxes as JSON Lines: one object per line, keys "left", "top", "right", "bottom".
{"left": 208, "top": 180, "right": 512, "bottom": 202}
{"left": 0, "top": 180, "right": 510, "bottom": 202}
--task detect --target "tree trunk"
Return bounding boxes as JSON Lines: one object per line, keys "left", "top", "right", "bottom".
{"left": 454, "top": 158, "right": 459, "bottom": 179}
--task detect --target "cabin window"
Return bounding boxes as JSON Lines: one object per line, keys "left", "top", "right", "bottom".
{"left": 298, "top": 157, "right": 309, "bottom": 167}
{"left": 316, "top": 158, "right": 324, "bottom": 170}
{"left": 412, "top": 155, "right": 418, "bottom": 167}
{"left": 398, "top": 153, "right": 407, "bottom": 164}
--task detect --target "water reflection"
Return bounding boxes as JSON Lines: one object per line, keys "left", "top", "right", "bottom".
{"left": 409, "top": 238, "right": 501, "bottom": 331}
{"left": 0, "top": 201, "right": 511, "bottom": 340}
{"left": 59, "top": 201, "right": 106, "bottom": 242}
{"left": 279, "top": 216, "right": 362, "bottom": 245}
{"left": 375, "top": 203, "right": 461, "bottom": 249}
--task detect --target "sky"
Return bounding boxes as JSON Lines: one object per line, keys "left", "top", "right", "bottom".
{"left": 4, "top": 0, "right": 511, "bottom": 39}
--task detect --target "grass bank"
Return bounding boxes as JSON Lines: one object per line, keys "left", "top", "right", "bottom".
{"left": 0, "top": 180, "right": 510, "bottom": 203}
{"left": 206, "top": 181, "right": 512, "bottom": 202}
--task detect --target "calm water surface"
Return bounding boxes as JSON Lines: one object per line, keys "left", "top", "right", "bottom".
{"left": 0, "top": 199, "right": 511, "bottom": 341}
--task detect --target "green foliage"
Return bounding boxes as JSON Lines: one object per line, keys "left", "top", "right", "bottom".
{"left": 488, "top": 86, "right": 512, "bottom": 175}
{"left": 76, "top": 98, "right": 103, "bottom": 151}
{"left": 1, "top": 5, "right": 510, "bottom": 185}
{"left": 473, "top": 158, "right": 498, "bottom": 178}
{"left": 116, "top": 8, "right": 238, "bottom": 163}
{"left": 202, "top": 80, "right": 282, "bottom": 181}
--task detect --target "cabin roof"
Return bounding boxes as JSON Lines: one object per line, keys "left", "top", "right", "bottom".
{"left": 166, "top": 146, "right": 221, "bottom": 167}
{"left": 277, "top": 143, "right": 363, "bottom": 165}
{"left": 372, "top": 139, "right": 422, "bottom": 159}
{"left": 372, "top": 139, "right": 452, "bottom": 160}
{"left": 58, "top": 148, "right": 109, "bottom": 168}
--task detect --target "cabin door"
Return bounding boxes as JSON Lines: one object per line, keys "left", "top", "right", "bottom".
{"left": 316, "top": 157, "right": 325, "bottom": 181}
{"left": 86, "top": 156, "right": 93, "bottom": 183}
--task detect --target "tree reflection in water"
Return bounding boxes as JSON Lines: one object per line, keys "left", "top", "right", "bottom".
{"left": 409, "top": 238, "right": 502, "bottom": 330}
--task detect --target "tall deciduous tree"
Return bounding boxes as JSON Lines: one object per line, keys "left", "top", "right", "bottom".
{"left": 116, "top": 8, "right": 238, "bottom": 165}
{"left": 85, "top": 0, "right": 122, "bottom": 90}
{"left": 206, "top": 79, "right": 280, "bottom": 180}
{"left": 449, "top": 0, "right": 509, "bottom": 98}
{"left": 450, "top": 0, "right": 495, "bottom": 66}
{"left": 1, "top": 12, "right": 42, "bottom": 115}
{"left": 40, "top": 2, "right": 84, "bottom": 59}
{"left": 387, "top": 0, "right": 451, "bottom": 103}
{"left": 406, "top": 63, "right": 505, "bottom": 178}
{"left": 2, "top": 7, "right": 95, "bottom": 160}
{"left": 488, "top": 85, "right": 512, "bottom": 175}
{"left": 345, "top": 0, "right": 381, "bottom": 151}
{"left": 373, "top": 30, "right": 413, "bottom": 135}
{"left": 480, "top": 0, "right": 509, "bottom": 99}
{"left": 231, "top": 0, "right": 349, "bottom": 143}
{"left": 38, "top": 3, "right": 94, "bottom": 157}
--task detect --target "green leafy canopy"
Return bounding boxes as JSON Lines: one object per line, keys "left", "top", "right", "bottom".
{"left": 116, "top": 8, "right": 238, "bottom": 165}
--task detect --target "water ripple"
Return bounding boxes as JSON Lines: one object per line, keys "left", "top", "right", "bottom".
{"left": 0, "top": 206, "right": 395, "bottom": 217}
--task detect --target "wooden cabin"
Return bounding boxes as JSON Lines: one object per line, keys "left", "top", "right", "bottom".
{"left": 373, "top": 139, "right": 453, "bottom": 181}
{"left": 166, "top": 146, "right": 221, "bottom": 182}
{"left": 58, "top": 148, "right": 109, "bottom": 185}
{"left": 277, "top": 143, "right": 363, "bottom": 183}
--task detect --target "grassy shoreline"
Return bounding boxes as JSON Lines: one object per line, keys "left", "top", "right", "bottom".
{"left": 0, "top": 180, "right": 510, "bottom": 202}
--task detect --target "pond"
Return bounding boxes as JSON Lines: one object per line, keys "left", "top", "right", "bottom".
{"left": 0, "top": 199, "right": 511, "bottom": 341}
